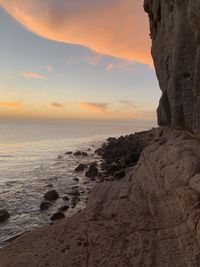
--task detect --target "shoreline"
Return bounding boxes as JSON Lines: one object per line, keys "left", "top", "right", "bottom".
{"left": 0, "top": 129, "right": 154, "bottom": 248}
{"left": 2, "top": 126, "right": 200, "bottom": 266}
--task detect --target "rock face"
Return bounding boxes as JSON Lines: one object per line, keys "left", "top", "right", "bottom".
{"left": 2, "top": 128, "right": 200, "bottom": 266}
{"left": 144, "top": 0, "right": 200, "bottom": 134}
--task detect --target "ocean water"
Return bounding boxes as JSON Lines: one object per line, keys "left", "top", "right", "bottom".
{"left": 0, "top": 119, "right": 154, "bottom": 246}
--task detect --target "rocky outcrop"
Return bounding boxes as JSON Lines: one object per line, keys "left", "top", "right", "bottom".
{"left": 144, "top": 0, "right": 200, "bottom": 134}
{"left": 2, "top": 128, "right": 200, "bottom": 266}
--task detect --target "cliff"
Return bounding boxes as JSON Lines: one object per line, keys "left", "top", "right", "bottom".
{"left": 144, "top": 0, "right": 200, "bottom": 134}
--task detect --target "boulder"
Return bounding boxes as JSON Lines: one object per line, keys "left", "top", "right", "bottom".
{"left": 58, "top": 205, "right": 69, "bottom": 212}
{"left": 50, "top": 212, "right": 65, "bottom": 221}
{"left": 74, "top": 151, "right": 82, "bottom": 156}
{"left": 40, "top": 201, "right": 52, "bottom": 211}
{"left": 85, "top": 163, "right": 98, "bottom": 180}
{"left": 0, "top": 209, "right": 10, "bottom": 223}
{"left": 44, "top": 190, "right": 59, "bottom": 201}
{"left": 74, "top": 164, "right": 87, "bottom": 172}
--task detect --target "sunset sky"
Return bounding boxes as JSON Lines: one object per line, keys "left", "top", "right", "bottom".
{"left": 0, "top": 0, "right": 160, "bottom": 121}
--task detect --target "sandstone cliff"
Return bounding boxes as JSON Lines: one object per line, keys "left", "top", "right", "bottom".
{"left": 144, "top": 0, "right": 200, "bottom": 134}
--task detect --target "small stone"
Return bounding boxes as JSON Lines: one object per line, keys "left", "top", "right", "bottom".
{"left": 63, "top": 196, "right": 69, "bottom": 201}
{"left": 0, "top": 209, "right": 10, "bottom": 223}
{"left": 59, "top": 205, "right": 69, "bottom": 212}
{"left": 114, "top": 170, "right": 125, "bottom": 180}
{"left": 65, "top": 151, "right": 72, "bottom": 155}
{"left": 44, "top": 190, "right": 59, "bottom": 201}
{"left": 40, "top": 201, "right": 52, "bottom": 211}
{"left": 50, "top": 212, "right": 65, "bottom": 221}
{"left": 74, "top": 151, "right": 82, "bottom": 156}
{"left": 74, "top": 163, "right": 87, "bottom": 172}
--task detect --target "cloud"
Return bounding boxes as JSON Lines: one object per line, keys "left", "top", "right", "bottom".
{"left": 119, "top": 100, "right": 137, "bottom": 109}
{"left": 0, "top": 0, "right": 152, "bottom": 66}
{"left": 46, "top": 65, "right": 53, "bottom": 73}
{"left": 50, "top": 102, "right": 65, "bottom": 108}
{"left": 21, "top": 72, "right": 45, "bottom": 79}
{"left": 0, "top": 102, "right": 22, "bottom": 107}
{"left": 78, "top": 102, "right": 108, "bottom": 112}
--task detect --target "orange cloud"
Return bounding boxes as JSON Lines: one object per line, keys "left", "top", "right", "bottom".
{"left": 50, "top": 102, "right": 65, "bottom": 108}
{"left": 0, "top": 102, "right": 22, "bottom": 107}
{"left": 78, "top": 102, "right": 108, "bottom": 112}
{"left": 0, "top": 0, "right": 152, "bottom": 66}
{"left": 21, "top": 72, "right": 45, "bottom": 79}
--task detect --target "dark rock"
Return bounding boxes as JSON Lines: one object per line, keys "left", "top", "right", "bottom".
{"left": 114, "top": 170, "right": 125, "bottom": 180}
{"left": 74, "top": 151, "right": 82, "bottom": 156}
{"left": 50, "top": 212, "right": 65, "bottom": 221}
{"left": 58, "top": 205, "right": 69, "bottom": 212}
{"left": 40, "top": 201, "right": 52, "bottom": 210}
{"left": 63, "top": 196, "right": 69, "bottom": 201}
{"left": 74, "top": 163, "right": 87, "bottom": 172}
{"left": 0, "top": 209, "right": 10, "bottom": 223}
{"left": 65, "top": 151, "right": 72, "bottom": 155}
{"left": 44, "top": 190, "right": 59, "bottom": 201}
{"left": 73, "top": 177, "right": 79, "bottom": 182}
{"left": 71, "top": 196, "right": 80, "bottom": 204}
{"left": 68, "top": 188, "right": 80, "bottom": 196}
{"left": 85, "top": 163, "right": 98, "bottom": 179}
{"left": 81, "top": 152, "right": 88, "bottom": 156}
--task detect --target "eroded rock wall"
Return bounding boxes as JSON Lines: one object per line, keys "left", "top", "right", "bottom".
{"left": 144, "top": 0, "right": 200, "bottom": 134}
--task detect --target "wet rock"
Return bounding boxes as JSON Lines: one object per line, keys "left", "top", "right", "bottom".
{"left": 85, "top": 163, "right": 98, "bottom": 180}
{"left": 40, "top": 201, "right": 52, "bottom": 211}
{"left": 44, "top": 190, "right": 59, "bottom": 201}
{"left": 63, "top": 196, "right": 69, "bottom": 201}
{"left": 74, "top": 151, "right": 82, "bottom": 156}
{"left": 58, "top": 205, "right": 69, "bottom": 212}
{"left": 74, "top": 163, "right": 87, "bottom": 172}
{"left": 65, "top": 151, "right": 72, "bottom": 155}
{"left": 0, "top": 209, "right": 10, "bottom": 223}
{"left": 71, "top": 196, "right": 80, "bottom": 204}
{"left": 114, "top": 170, "right": 125, "bottom": 180}
{"left": 68, "top": 188, "right": 80, "bottom": 196}
{"left": 50, "top": 212, "right": 65, "bottom": 221}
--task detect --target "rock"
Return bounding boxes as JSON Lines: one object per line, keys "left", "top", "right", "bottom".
{"left": 74, "top": 151, "right": 82, "bottom": 156}
{"left": 144, "top": 0, "right": 200, "bottom": 135}
{"left": 85, "top": 163, "right": 98, "bottom": 180}
{"left": 0, "top": 209, "right": 9, "bottom": 223}
{"left": 63, "top": 196, "right": 69, "bottom": 201}
{"left": 50, "top": 212, "right": 65, "bottom": 221}
{"left": 44, "top": 190, "right": 59, "bottom": 201}
{"left": 74, "top": 164, "right": 87, "bottom": 172}
{"left": 40, "top": 201, "right": 52, "bottom": 211}
{"left": 68, "top": 188, "right": 80, "bottom": 196}
{"left": 71, "top": 196, "right": 80, "bottom": 204}
{"left": 65, "top": 151, "right": 72, "bottom": 155}
{"left": 113, "top": 170, "right": 125, "bottom": 180}
{"left": 73, "top": 177, "right": 79, "bottom": 182}
{"left": 58, "top": 205, "right": 69, "bottom": 212}
{"left": 81, "top": 152, "right": 88, "bottom": 156}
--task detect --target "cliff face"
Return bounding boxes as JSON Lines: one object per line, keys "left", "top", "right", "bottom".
{"left": 144, "top": 0, "right": 200, "bottom": 134}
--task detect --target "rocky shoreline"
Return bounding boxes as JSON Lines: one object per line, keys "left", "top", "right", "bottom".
{"left": 0, "top": 129, "right": 154, "bottom": 242}
{"left": 2, "top": 127, "right": 200, "bottom": 266}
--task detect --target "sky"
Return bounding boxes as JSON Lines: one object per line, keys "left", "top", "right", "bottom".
{"left": 0, "top": 0, "right": 160, "bottom": 121}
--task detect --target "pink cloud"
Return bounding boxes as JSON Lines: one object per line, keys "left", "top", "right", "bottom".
{"left": 78, "top": 102, "right": 108, "bottom": 112}
{"left": 21, "top": 72, "right": 45, "bottom": 79}
{"left": 0, "top": 0, "right": 152, "bottom": 66}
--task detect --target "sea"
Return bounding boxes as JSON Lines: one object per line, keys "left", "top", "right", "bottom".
{"left": 0, "top": 119, "right": 155, "bottom": 246}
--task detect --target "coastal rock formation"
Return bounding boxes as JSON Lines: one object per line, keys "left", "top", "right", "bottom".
{"left": 144, "top": 0, "right": 200, "bottom": 134}
{"left": 2, "top": 128, "right": 200, "bottom": 266}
